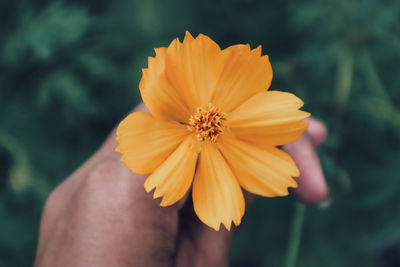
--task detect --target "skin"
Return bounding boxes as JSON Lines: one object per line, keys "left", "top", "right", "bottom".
{"left": 35, "top": 103, "right": 328, "bottom": 267}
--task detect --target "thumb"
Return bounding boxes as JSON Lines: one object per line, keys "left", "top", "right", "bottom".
{"left": 175, "top": 191, "right": 255, "bottom": 267}
{"left": 175, "top": 198, "right": 233, "bottom": 267}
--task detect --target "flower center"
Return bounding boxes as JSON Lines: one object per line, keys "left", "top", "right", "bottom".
{"left": 188, "top": 104, "right": 226, "bottom": 143}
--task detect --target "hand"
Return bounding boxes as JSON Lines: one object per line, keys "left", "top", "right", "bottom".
{"left": 34, "top": 103, "right": 328, "bottom": 267}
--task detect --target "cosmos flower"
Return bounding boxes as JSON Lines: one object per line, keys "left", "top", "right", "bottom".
{"left": 116, "top": 31, "right": 310, "bottom": 231}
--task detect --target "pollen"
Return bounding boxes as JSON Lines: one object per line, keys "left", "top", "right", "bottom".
{"left": 188, "top": 103, "right": 227, "bottom": 143}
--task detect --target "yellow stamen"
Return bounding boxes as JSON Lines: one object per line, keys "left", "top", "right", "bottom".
{"left": 188, "top": 103, "right": 227, "bottom": 143}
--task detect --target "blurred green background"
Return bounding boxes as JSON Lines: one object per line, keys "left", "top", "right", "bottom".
{"left": 1, "top": 0, "right": 400, "bottom": 266}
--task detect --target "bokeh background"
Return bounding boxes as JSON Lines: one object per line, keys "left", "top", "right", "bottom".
{"left": 1, "top": 0, "right": 400, "bottom": 266}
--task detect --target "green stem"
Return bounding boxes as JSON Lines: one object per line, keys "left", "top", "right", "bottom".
{"left": 359, "top": 50, "right": 400, "bottom": 136}
{"left": 333, "top": 51, "right": 354, "bottom": 114}
{"left": 359, "top": 50, "right": 391, "bottom": 102}
{"left": 283, "top": 202, "right": 306, "bottom": 267}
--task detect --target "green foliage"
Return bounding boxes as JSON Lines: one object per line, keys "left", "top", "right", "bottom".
{"left": 0, "top": 0, "right": 399, "bottom": 266}
{"left": 3, "top": 1, "right": 92, "bottom": 63}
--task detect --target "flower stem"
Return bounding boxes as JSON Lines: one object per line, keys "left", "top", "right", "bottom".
{"left": 331, "top": 46, "right": 355, "bottom": 137}
{"left": 283, "top": 202, "right": 306, "bottom": 267}
{"left": 359, "top": 50, "right": 400, "bottom": 136}
{"left": 333, "top": 50, "right": 354, "bottom": 114}
{"left": 359, "top": 50, "right": 391, "bottom": 103}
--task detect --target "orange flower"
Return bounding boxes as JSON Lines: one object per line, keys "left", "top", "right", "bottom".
{"left": 116, "top": 32, "right": 310, "bottom": 231}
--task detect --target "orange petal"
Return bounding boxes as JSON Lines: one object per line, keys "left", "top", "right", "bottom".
{"left": 164, "top": 31, "right": 222, "bottom": 111}
{"left": 144, "top": 135, "right": 198, "bottom": 207}
{"left": 140, "top": 47, "right": 191, "bottom": 122}
{"left": 192, "top": 143, "right": 245, "bottom": 231}
{"left": 211, "top": 44, "right": 273, "bottom": 112}
{"left": 218, "top": 136, "right": 299, "bottom": 197}
{"left": 116, "top": 112, "right": 190, "bottom": 174}
{"left": 228, "top": 91, "right": 310, "bottom": 146}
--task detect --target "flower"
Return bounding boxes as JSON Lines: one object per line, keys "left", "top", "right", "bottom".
{"left": 115, "top": 31, "right": 310, "bottom": 231}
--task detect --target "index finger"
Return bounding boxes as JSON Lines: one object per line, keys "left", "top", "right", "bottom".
{"left": 283, "top": 119, "right": 328, "bottom": 203}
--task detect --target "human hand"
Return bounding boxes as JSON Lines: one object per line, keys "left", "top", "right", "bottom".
{"left": 35, "top": 103, "right": 328, "bottom": 267}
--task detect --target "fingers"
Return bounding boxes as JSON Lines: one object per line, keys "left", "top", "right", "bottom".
{"left": 36, "top": 158, "right": 178, "bottom": 267}
{"left": 283, "top": 118, "right": 328, "bottom": 203}
{"left": 174, "top": 118, "right": 329, "bottom": 266}
{"left": 37, "top": 103, "right": 182, "bottom": 267}
{"left": 175, "top": 198, "right": 233, "bottom": 267}
{"left": 305, "top": 118, "right": 327, "bottom": 147}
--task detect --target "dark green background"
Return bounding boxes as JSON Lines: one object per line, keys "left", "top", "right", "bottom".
{"left": 1, "top": 0, "right": 400, "bottom": 266}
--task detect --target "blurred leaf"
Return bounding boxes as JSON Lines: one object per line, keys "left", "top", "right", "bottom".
{"left": 2, "top": 1, "right": 91, "bottom": 64}
{"left": 36, "top": 71, "right": 95, "bottom": 115}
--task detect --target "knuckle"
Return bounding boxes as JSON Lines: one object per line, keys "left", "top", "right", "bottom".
{"left": 84, "top": 157, "right": 124, "bottom": 187}
{"left": 42, "top": 185, "right": 64, "bottom": 217}
{"left": 81, "top": 157, "right": 138, "bottom": 199}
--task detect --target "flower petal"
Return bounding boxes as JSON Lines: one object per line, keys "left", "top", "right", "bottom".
{"left": 192, "top": 143, "right": 245, "bottom": 231}
{"left": 228, "top": 91, "right": 310, "bottom": 146}
{"left": 140, "top": 47, "right": 191, "bottom": 122}
{"left": 116, "top": 112, "right": 190, "bottom": 174}
{"left": 211, "top": 44, "right": 273, "bottom": 112}
{"left": 165, "top": 31, "right": 222, "bottom": 111}
{"left": 144, "top": 135, "right": 198, "bottom": 207}
{"left": 218, "top": 136, "right": 299, "bottom": 197}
